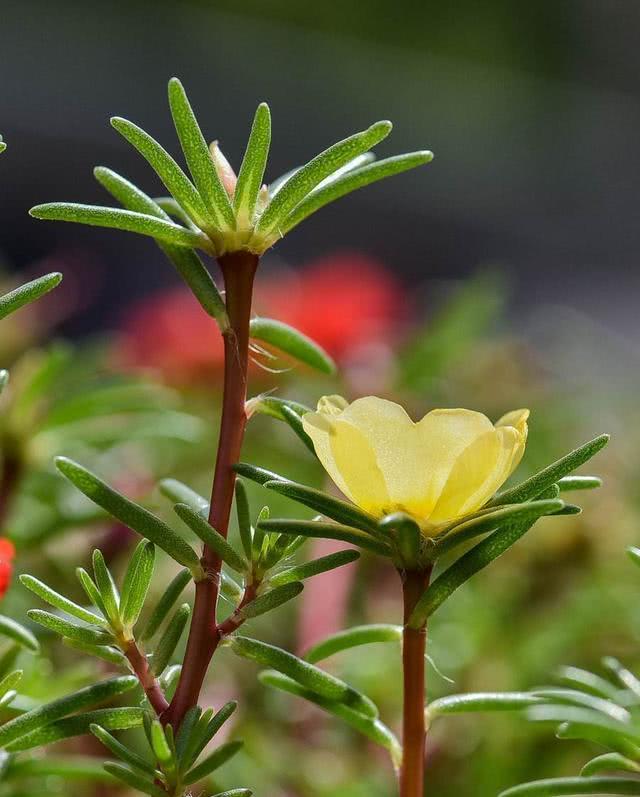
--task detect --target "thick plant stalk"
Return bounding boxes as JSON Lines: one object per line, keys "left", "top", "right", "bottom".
{"left": 400, "top": 568, "right": 431, "bottom": 797}
{"left": 163, "top": 250, "right": 258, "bottom": 728}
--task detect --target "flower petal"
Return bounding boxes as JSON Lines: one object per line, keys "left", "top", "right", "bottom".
{"left": 302, "top": 407, "right": 389, "bottom": 513}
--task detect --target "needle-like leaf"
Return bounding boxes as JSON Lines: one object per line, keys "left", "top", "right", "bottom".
{"left": 234, "top": 103, "right": 271, "bottom": 226}
{"left": 249, "top": 317, "right": 335, "bottom": 375}
{"left": 0, "top": 272, "right": 62, "bottom": 321}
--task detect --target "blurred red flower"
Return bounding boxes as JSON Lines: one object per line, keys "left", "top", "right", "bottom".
{"left": 0, "top": 539, "right": 15, "bottom": 599}
{"left": 117, "top": 251, "right": 406, "bottom": 384}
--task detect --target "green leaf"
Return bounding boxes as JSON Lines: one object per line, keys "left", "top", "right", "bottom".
{"left": 76, "top": 568, "right": 109, "bottom": 617}
{"left": 270, "top": 550, "right": 360, "bottom": 588}
{"left": 0, "top": 670, "right": 22, "bottom": 700}
{"left": 249, "top": 317, "right": 335, "bottom": 374}
{"left": 531, "top": 688, "right": 629, "bottom": 722}
{"left": 234, "top": 102, "right": 271, "bottom": 226}
{"left": 92, "top": 550, "right": 120, "bottom": 627}
{"left": 527, "top": 704, "right": 640, "bottom": 744}
{"left": 4, "top": 755, "right": 118, "bottom": 782}
{"left": 159, "top": 478, "right": 209, "bottom": 517}
{"left": 30, "top": 203, "right": 208, "bottom": 250}
{"left": 230, "top": 636, "right": 377, "bottom": 718}
{"left": 558, "top": 475, "right": 602, "bottom": 491}
{"left": 602, "top": 657, "right": 640, "bottom": 698}
{"left": 120, "top": 541, "right": 156, "bottom": 629}
{"left": 254, "top": 120, "right": 392, "bottom": 240}
{"left": 258, "top": 518, "right": 392, "bottom": 556}
{"left": 150, "top": 719, "right": 172, "bottom": 764}
{"left": 111, "top": 116, "right": 209, "bottom": 227}
{"left": 490, "top": 434, "right": 609, "bottom": 507}
{"left": 499, "top": 777, "right": 640, "bottom": 796}
{"left": 427, "top": 692, "right": 543, "bottom": 717}
{"left": 210, "top": 791, "right": 253, "bottom": 797}
{"left": 270, "top": 405, "right": 315, "bottom": 454}
{"left": 249, "top": 396, "right": 311, "bottom": 421}
{"left": 235, "top": 479, "right": 253, "bottom": 561}
{"left": 0, "top": 614, "right": 40, "bottom": 652}
{"left": 581, "top": 754, "right": 640, "bottom": 777}
{"left": 627, "top": 547, "right": 640, "bottom": 569}
{"left": 20, "top": 574, "right": 106, "bottom": 628}
{"left": 27, "top": 609, "right": 113, "bottom": 646}
{"left": 0, "top": 272, "right": 62, "bottom": 321}
{"left": 62, "top": 637, "right": 127, "bottom": 666}
{"left": 175, "top": 705, "right": 201, "bottom": 760}
{"left": 174, "top": 503, "right": 247, "bottom": 573}
{"left": 304, "top": 624, "right": 401, "bottom": 664}
{"left": 94, "top": 166, "right": 227, "bottom": 325}
{"left": 140, "top": 569, "right": 191, "bottom": 642}
{"left": 0, "top": 137, "right": 5, "bottom": 154}
{"left": 103, "top": 762, "right": 166, "bottom": 797}
{"left": 184, "top": 740, "right": 243, "bottom": 785}
{"left": 0, "top": 676, "right": 138, "bottom": 747}
{"left": 557, "top": 666, "right": 623, "bottom": 702}
{"left": 56, "top": 457, "right": 201, "bottom": 575}
{"left": 151, "top": 603, "right": 190, "bottom": 675}
{"left": 234, "top": 462, "right": 287, "bottom": 486}
{"left": 408, "top": 509, "right": 560, "bottom": 628}
{"left": 435, "top": 499, "right": 566, "bottom": 556}
{"left": 239, "top": 583, "right": 303, "bottom": 619}
{"left": 181, "top": 702, "right": 237, "bottom": 769}
{"left": 283, "top": 150, "right": 433, "bottom": 233}
{"left": 168, "top": 78, "right": 235, "bottom": 230}
{"left": 90, "top": 723, "right": 156, "bottom": 775}
{"left": 259, "top": 670, "right": 399, "bottom": 762}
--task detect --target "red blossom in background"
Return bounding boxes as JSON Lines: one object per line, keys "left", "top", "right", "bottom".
{"left": 117, "top": 251, "right": 407, "bottom": 384}
{"left": 0, "top": 538, "right": 15, "bottom": 599}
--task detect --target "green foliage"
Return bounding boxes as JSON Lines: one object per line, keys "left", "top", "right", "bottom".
{"left": 0, "top": 272, "right": 62, "bottom": 321}
{"left": 249, "top": 317, "right": 336, "bottom": 374}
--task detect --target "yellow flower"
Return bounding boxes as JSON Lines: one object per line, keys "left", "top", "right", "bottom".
{"left": 302, "top": 396, "right": 529, "bottom": 534}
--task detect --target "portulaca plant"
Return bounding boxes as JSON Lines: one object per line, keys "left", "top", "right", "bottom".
{"left": 0, "top": 83, "right": 609, "bottom": 797}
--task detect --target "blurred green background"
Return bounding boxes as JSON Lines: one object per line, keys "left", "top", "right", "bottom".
{"left": 0, "top": 2, "right": 637, "bottom": 795}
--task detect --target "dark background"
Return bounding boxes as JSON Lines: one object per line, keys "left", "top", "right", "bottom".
{"left": 1, "top": 1, "right": 638, "bottom": 337}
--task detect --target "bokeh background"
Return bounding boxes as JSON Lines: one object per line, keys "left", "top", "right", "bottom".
{"left": 0, "top": 2, "right": 639, "bottom": 796}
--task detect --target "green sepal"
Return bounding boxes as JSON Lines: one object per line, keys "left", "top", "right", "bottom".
{"left": 249, "top": 317, "right": 335, "bottom": 374}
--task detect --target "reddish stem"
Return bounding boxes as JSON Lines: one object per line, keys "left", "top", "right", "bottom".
{"left": 162, "top": 251, "right": 258, "bottom": 729}
{"left": 124, "top": 638, "right": 169, "bottom": 715}
{"left": 399, "top": 568, "right": 431, "bottom": 797}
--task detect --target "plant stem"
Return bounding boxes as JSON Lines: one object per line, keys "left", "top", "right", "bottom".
{"left": 0, "top": 451, "right": 22, "bottom": 531}
{"left": 399, "top": 568, "right": 431, "bottom": 797}
{"left": 123, "top": 638, "right": 169, "bottom": 715}
{"left": 162, "top": 250, "right": 258, "bottom": 729}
